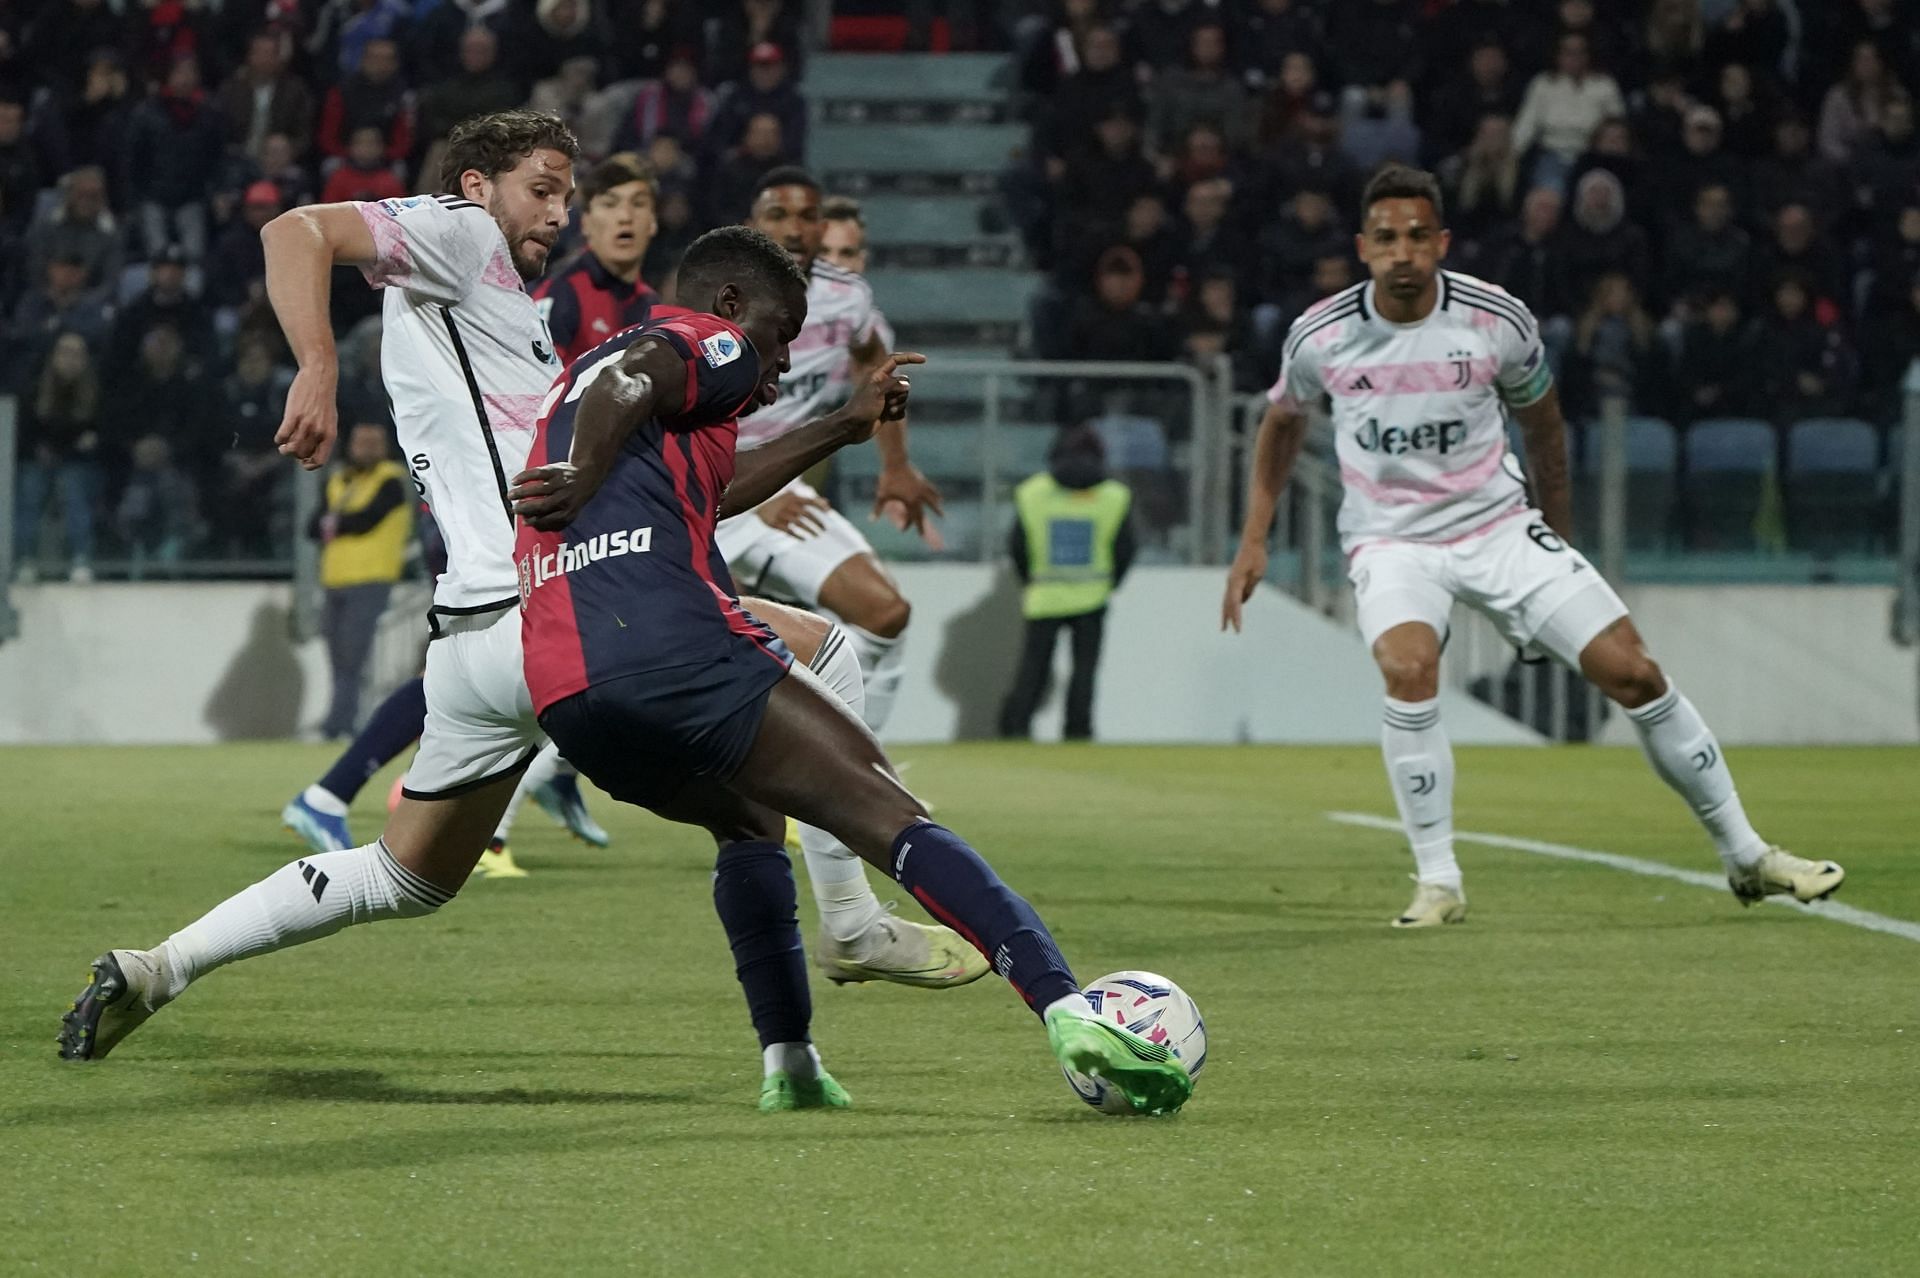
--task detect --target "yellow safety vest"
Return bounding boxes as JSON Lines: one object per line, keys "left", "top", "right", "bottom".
{"left": 320, "top": 459, "right": 412, "bottom": 588}
{"left": 1015, "top": 472, "right": 1130, "bottom": 619}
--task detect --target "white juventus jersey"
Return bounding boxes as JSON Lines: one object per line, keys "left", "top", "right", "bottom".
{"left": 1268, "top": 271, "right": 1553, "bottom": 551}
{"left": 356, "top": 194, "right": 561, "bottom": 612}
{"left": 737, "top": 257, "right": 876, "bottom": 449}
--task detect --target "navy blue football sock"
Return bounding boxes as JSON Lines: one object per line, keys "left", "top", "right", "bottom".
{"left": 888, "top": 822, "right": 1079, "bottom": 1016}
{"left": 316, "top": 677, "right": 427, "bottom": 804}
{"left": 712, "top": 840, "right": 812, "bottom": 1049}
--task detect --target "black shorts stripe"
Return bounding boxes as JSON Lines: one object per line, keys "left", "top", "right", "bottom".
{"left": 1286, "top": 300, "right": 1361, "bottom": 360}
{"left": 425, "top": 596, "right": 518, "bottom": 639}
{"left": 400, "top": 745, "right": 540, "bottom": 802}
{"left": 440, "top": 307, "right": 516, "bottom": 526}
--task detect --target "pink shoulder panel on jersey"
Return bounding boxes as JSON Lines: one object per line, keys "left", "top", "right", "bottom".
{"left": 355, "top": 201, "right": 414, "bottom": 291}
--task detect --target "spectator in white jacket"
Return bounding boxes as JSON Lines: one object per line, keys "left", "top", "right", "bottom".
{"left": 1513, "top": 31, "right": 1624, "bottom": 194}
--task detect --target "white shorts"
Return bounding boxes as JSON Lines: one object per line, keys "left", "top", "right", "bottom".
{"left": 1348, "top": 508, "right": 1628, "bottom": 667}
{"left": 402, "top": 605, "right": 544, "bottom": 799}
{"left": 715, "top": 479, "right": 874, "bottom": 607}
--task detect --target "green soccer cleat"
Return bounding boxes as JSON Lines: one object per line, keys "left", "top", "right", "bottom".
{"left": 1045, "top": 1005, "right": 1193, "bottom": 1116}
{"left": 758, "top": 1071, "right": 853, "bottom": 1112}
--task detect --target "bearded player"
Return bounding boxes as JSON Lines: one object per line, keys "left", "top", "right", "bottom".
{"left": 58, "top": 118, "right": 971, "bottom": 1106}
{"left": 1222, "top": 164, "right": 1843, "bottom": 927}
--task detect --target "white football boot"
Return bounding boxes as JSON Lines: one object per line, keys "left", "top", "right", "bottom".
{"left": 1392, "top": 879, "right": 1468, "bottom": 928}
{"left": 813, "top": 906, "right": 991, "bottom": 988}
{"left": 1728, "top": 847, "right": 1845, "bottom": 906}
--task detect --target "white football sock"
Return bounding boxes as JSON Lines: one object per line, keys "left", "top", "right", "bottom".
{"left": 842, "top": 622, "right": 905, "bottom": 734}
{"left": 1626, "top": 684, "right": 1768, "bottom": 869}
{"left": 492, "top": 741, "right": 563, "bottom": 843}
{"left": 302, "top": 784, "right": 349, "bottom": 817}
{"left": 158, "top": 840, "right": 450, "bottom": 1000}
{"left": 1043, "top": 993, "right": 1096, "bottom": 1023}
{"left": 1382, "top": 697, "right": 1460, "bottom": 890}
{"left": 763, "top": 1041, "right": 822, "bottom": 1080}
{"left": 797, "top": 626, "right": 886, "bottom": 945}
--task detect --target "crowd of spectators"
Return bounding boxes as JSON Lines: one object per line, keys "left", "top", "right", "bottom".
{"left": 2, "top": 0, "right": 808, "bottom": 579}
{"left": 1008, "top": 0, "right": 1920, "bottom": 442}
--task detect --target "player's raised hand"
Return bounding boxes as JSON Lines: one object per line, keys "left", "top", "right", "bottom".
{"left": 874, "top": 461, "right": 946, "bottom": 546}
{"left": 757, "top": 488, "right": 833, "bottom": 538}
{"left": 1221, "top": 540, "right": 1268, "bottom": 633}
{"left": 841, "top": 352, "right": 926, "bottom": 438}
{"left": 275, "top": 365, "right": 339, "bottom": 470}
{"left": 510, "top": 462, "right": 593, "bottom": 531}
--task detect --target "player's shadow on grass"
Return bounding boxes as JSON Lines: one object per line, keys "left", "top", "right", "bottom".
{"left": 239, "top": 1067, "right": 688, "bottom": 1108}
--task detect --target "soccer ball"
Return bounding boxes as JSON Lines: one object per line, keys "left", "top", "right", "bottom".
{"left": 1062, "top": 970, "right": 1207, "bottom": 1114}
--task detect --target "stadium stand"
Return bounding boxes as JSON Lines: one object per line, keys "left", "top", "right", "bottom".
{"left": 4, "top": 0, "right": 1919, "bottom": 579}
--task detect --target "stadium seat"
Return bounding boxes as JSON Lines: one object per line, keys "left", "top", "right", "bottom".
{"left": 1784, "top": 418, "right": 1883, "bottom": 554}
{"left": 1683, "top": 418, "right": 1777, "bottom": 551}
{"left": 1579, "top": 416, "right": 1678, "bottom": 552}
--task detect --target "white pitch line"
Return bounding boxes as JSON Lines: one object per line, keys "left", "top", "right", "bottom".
{"left": 1326, "top": 811, "right": 1920, "bottom": 945}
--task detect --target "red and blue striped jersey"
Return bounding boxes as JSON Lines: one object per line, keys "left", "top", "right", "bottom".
{"left": 517, "top": 311, "right": 790, "bottom": 714}
{"left": 531, "top": 251, "right": 660, "bottom": 366}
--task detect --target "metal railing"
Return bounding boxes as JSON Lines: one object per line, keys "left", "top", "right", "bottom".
{"left": 833, "top": 355, "right": 1237, "bottom": 565}
{"left": 0, "top": 398, "right": 17, "bottom": 643}
{"left": 10, "top": 357, "right": 1918, "bottom": 730}
{"left": 1899, "top": 362, "right": 1920, "bottom": 648}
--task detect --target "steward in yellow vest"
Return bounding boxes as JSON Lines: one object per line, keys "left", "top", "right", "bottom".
{"left": 998, "top": 426, "right": 1135, "bottom": 741}
{"left": 317, "top": 455, "right": 412, "bottom": 588}
{"left": 313, "top": 422, "right": 413, "bottom": 737}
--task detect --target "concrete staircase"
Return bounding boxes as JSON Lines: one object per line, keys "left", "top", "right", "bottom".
{"left": 802, "top": 52, "right": 1048, "bottom": 559}
{"left": 803, "top": 52, "right": 1037, "bottom": 352}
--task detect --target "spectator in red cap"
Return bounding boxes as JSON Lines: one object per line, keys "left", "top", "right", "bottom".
{"left": 708, "top": 41, "right": 806, "bottom": 160}
{"left": 709, "top": 0, "right": 804, "bottom": 85}
{"left": 207, "top": 180, "right": 283, "bottom": 310}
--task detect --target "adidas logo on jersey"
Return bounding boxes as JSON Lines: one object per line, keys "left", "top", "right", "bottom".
{"left": 1349, "top": 374, "right": 1373, "bottom": 391}
{"left": 519, "top": 526, "right": 655, "bottom": 601}
{"left": 1354, "top": 416, "right": 1469, "bottom": 456}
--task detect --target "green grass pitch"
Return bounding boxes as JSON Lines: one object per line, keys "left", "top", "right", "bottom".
{"left": 3, "top": 742, "right": 1917, "bottom": 1275}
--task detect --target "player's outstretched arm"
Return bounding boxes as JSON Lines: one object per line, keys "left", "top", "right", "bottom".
{"left": 1222, "top": 401, "right": 1309, "bottom": 633}
{"left": 510, "top": 339, "right": 688, "bottom": 532}
{"left": 853, "top": 332, "right": 945, "bottom": 544}
{"left": 262, "top": 204, "right": 378, "bottom": 470}
{"left": 722, "top": 352, "right": 923, "bottom": 520}
{"left": 1512, "top": 386, "right": 1573, "bottom": 540}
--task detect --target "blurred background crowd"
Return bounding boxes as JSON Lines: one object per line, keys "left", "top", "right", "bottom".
{"left": 2, "top": 0, "right": 812, "bottom": 577}
{"left": 1002, "top": 0, "right": 1919, "bottom": 557}
{"left": 5, "top": 0, "right": 1919, "bottom": 578}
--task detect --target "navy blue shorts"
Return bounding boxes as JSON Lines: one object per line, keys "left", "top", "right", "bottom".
{"left": 537, "top": 639, "right": 792, "bottom": 811}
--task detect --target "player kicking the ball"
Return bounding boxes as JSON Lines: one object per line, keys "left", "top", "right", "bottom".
{"left": 505, "top": 224, "right": 1189, "bottom": 1116}
{"left": 57, "top": 126, "right": 1184, "bottom": 1113}
{"left": 1222, "top": 164, "right": 1843, "bottom": 927}
{"left": 54, "top": 114, "right": 955, "bottom": 1093}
